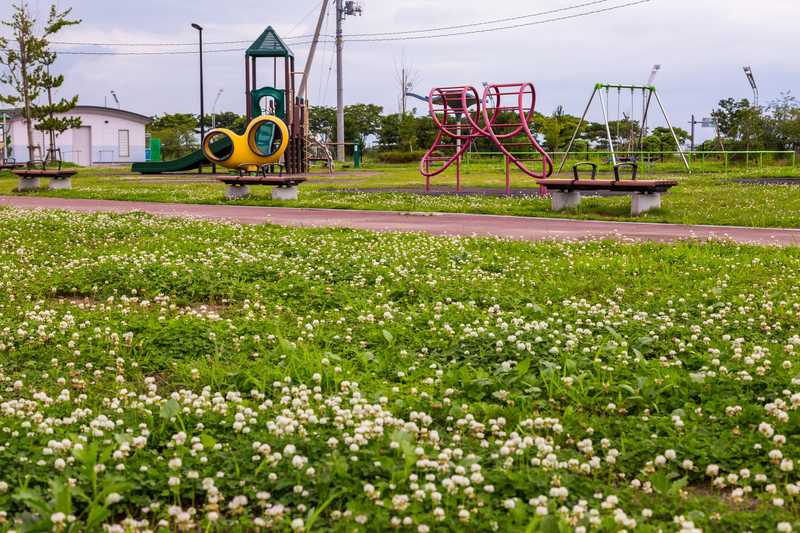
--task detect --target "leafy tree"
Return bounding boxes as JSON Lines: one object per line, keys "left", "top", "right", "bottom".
{"left": 31, "top": 68, "right": 82, "bottom": 163}
{"left": 309, "top": 106, "right": 336, "bottom": 142}
{"left": 343, "top": 103, "right": 383, "bottom": 145}
{"left": 711, "top": 97, "right": 770, "bottom": 149}
{"left": 539, "top": 106, "right": 580, "bottom": 153}
{"left": 201, "top": 111, "right": 246, "bottom": 131}
{"left": 768, "top": 93, "right": 800, "bottom": 150}
{"left": 643, "top": 127, "right": 690, "bottom": 152}
{"left": 148, "top": 113, "right": 198, "bottom": 159}
{"left": 378, "top": 113, "right": 401, "bottom": 148}
{"left": 0, "top": 2, "right": 80, "bottom": 162}
{"left": 413, "top": 116, "right": 437, "bottom": 150}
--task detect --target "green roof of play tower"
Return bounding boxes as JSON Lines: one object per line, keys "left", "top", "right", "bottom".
{"left": 246, "top": 26, "right": 294, "bottom": 58}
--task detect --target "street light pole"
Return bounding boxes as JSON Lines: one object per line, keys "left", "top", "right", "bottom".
{"left": 211, "top": 88, "right": 223, "bottom": 128}
{"left": 192, "top": 23, "right": 206, "bottom": 162}
{"left": 743, "top": 66, "right": 758, "bottom": 107}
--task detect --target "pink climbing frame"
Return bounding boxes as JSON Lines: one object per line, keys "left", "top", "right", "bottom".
{"left": 420, "top": 82, "right": 553, "bottom": 194}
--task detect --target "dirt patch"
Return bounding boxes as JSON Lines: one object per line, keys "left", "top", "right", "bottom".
{"left": 731, "top": 177, "right": 800, "bottom": 186}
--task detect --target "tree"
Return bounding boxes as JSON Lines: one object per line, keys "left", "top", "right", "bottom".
{"left": 0, "top": 2, "right": 80, "bottom": 162}
{"left": 394, "top": 52, "right": 419, "bottom": 115}
{"left": 414, "top": 116, "right": 437, "bottom": 151}
{"left": 768, "top": 92, "right": 800, "bottom": 150}
{"left": 343, "top": 103, "right": 383, "bottom": 145}
{"left": 31, "top": 69, "right": 82, "bottom": 163}
{"left": 643, "top": 127, "right": 690, "bottom": 152}
{"left": 148, "top": 113, "right": 198, "bottom": 160}
{"left": 309, "top": 106, "right": 336, "bottom": 142}
{"left": 378, "top": 113, "right": 401, "bottom": 148}
{"left": 711, "top": 97, "right": 768, "bottom": 149}
{"left": 539, "top": 106, "right": 580, "bottom": 153}
{"left": 200, "top": 111, "right": 246, "bottom": 131}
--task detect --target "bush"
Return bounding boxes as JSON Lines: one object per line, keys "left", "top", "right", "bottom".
{"left": 375, "top": 150, "right": 427, "bottom": 164}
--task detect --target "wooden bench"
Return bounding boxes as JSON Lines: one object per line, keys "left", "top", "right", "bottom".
{"left": 216, "top": 175, "right": 307, "bottom": 200}
{"left": 537, "top": 162, "right": 678, "bottom": 216}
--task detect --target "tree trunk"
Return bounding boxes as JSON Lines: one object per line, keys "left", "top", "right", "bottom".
{"left": 18, "top": 36, "right": 35, "bottom": 163}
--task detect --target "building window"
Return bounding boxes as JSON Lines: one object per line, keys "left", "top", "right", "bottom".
{"left": 118, "top": 129, "right": 130, "bottom": 158}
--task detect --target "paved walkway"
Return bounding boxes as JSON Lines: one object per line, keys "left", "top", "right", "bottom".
{"left": 2, "top": 195, "right": 799, "bottom": 246}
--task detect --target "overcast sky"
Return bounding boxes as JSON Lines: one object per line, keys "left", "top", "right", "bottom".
{"left": 2, "top": 0, "right": 798, "bottom": 141}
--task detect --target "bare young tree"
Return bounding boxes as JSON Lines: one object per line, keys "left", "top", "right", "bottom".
{"left": 394, "top": 52, "right": 419, "bottom": 115}
{"left": 0, "top": 2, "right": 80, "bottom": 162}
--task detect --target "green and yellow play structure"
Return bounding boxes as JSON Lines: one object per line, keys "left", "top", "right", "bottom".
{"left": 202, "top": 115, "right": 289, "bottom": 172}
{"left": 132, "top": 27, "right": 310, "bottom": 176}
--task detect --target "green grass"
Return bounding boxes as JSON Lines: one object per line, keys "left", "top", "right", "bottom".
{"left": 0, "top": 206, "right": 799, "bottom": 531}
{"left": 2, "top": 161, "right": 800, "bottom": 228}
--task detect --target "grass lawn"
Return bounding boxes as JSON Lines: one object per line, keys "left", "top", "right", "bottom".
{"left": 0, "top": 206, "right": 799, "bottom": 531}
{"left": 2, "top": 161, "right": 800, "bottom": 228}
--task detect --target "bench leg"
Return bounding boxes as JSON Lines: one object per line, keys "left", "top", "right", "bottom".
{"left": 48, "top": 177, "right": 72, "bottom": 190}
{"left": 17, "top": 177, "right": 41, "bottom": 191}
{"left": 631, "top": 193, "right": 661, "bottom": 216}
{"left": 225, "top": 184, "right": 251, "bottom": 200}
{"left": 271, "top": 185, "right": 299, "bottom": 201}
{"left": 550, "top": 191, "right": 581, "bottom": 211}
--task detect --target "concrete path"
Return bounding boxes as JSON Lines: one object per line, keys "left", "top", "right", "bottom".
{"left": 2, "top": 195, "right": 799, "bottom": 246}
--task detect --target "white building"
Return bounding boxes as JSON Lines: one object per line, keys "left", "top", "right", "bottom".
{"left": 2, "top": 106, "right": 151, "bottom": 166}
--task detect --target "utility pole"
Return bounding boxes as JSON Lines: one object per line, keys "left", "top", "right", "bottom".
{"left": 335, "top": 0, "right": 345, "bottom": 162}
{"left": 335, "top": 0, "right": 362, "bottom": 162}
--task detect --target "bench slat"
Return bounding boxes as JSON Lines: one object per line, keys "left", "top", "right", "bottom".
{"left": 13, "top": 170, "right": 78, "bottom": 178}
{"left": 536, "top": 179, "right": 678, "bottom": 193}
{"left": 216, "top": 176, "right": 307, "bottom": 186}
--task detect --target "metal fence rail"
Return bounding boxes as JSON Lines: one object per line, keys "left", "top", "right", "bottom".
{"left": 461, "top": 150, "right": 797, "bottom": 174}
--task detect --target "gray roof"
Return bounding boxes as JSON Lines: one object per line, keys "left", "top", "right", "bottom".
{"left": 1, "top": 105, "right": 152, "bottom": 124}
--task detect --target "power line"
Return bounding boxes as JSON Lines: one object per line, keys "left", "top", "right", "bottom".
{"left": 50, "top": 35, "right": 318, "bottom": 47}
{"left": 52, "top": 1, "right": 652, "bottom": 55}
{"left": 345, "top": 0, "right": 653, "bottom": 42}
{"left": 54, "top": 42, "right": 318, "bottom": 56}
{"left": 343, "top": 0, "right": 612, "bottom": 37}
{"left": 49, "top": 0, "right": 643, "bottom": 48}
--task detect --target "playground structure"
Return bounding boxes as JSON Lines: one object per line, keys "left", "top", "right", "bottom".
{"left": 557, "top": 83, "right": 690, "bottom": 176}
{"left": 133, "top": 27, "right": 332, "bottom": 193}
{"left": 202, "top": 115, "right": 289, "bottom": 171}
{"left": 420, "top": 82, "right": 553, "bottom": 194}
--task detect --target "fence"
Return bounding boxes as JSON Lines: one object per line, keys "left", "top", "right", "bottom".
{"left": 461, "top": 150, "right": 797, "bottom": 175}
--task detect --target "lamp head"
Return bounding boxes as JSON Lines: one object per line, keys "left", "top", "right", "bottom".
{"left": 191, "top": 23, "right": 203, "bottom": 31}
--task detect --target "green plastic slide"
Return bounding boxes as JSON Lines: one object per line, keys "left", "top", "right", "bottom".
{"left": 131, "top": 135, "right": 232, "bottom": 174}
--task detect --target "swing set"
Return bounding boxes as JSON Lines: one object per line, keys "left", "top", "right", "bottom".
{"left": 557, "top": 83, "right": 690, "bottom": 176}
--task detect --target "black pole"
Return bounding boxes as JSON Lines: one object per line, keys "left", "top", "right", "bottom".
{"left": 192, "top": 23, "right": 205, "bottom": 173}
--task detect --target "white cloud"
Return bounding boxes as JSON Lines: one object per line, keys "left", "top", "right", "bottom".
{"left": 1, "top": 0, "right": 796, "bottom": 144}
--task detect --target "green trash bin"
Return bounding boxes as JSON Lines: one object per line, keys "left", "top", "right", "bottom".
{"left": 150, "top": 138, "right": 161, "bottom": 162}
{"left": 353, "top": 144, "right": 361, "bottom": 168}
